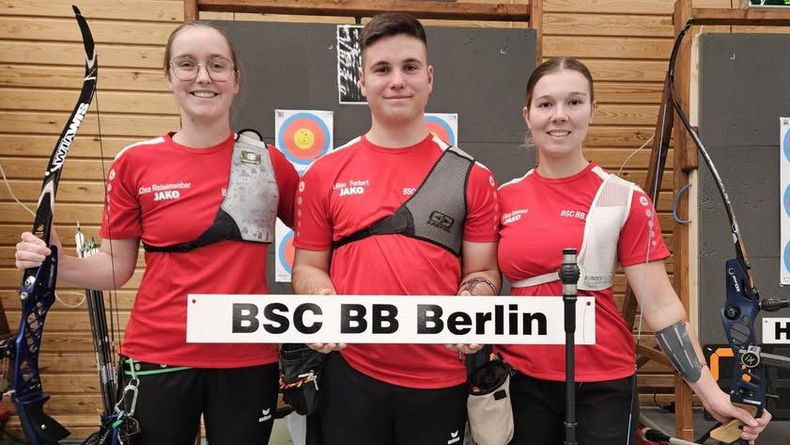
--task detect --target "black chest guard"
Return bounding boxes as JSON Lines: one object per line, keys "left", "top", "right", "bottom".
{"left": 333, "top": 145, "right": 474, "bottom": 257}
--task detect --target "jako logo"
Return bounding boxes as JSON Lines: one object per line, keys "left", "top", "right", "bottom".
{"left": 154, "top": 190, "right": 181, "bottom": 202}
{"left": 428, "top": 211, "right": 455, "bottom": 232}
{"left": 338, "top": 186, "right": 364, "bottom": 196}
{"left": 447, "top": 430, "right": 460, "bottom": 444}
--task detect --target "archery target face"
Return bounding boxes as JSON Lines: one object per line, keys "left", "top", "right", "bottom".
{"left": 274, "top": 217, "right": 297, "bottom": 282}
{"left": 278, "top": 230, "right": 295, "bottom": 275}
{"left": 785, "top": 122, "right": 790, "bottom": 163}
{"left": 276, "top": 111, "right": 332, "bottom": 166}
{"left": 785, "top": 183, "right": 790, "bottom": 219}
{"left": 424, "top": 114, "right": 458, "bottom": 146}
{"left": 783, "top": 239, "right": 790, "bottom": 277}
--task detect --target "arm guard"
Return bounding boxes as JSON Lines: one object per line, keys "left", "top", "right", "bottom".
{"left": 655, "top": 320, "right": 703, "bottom": 383}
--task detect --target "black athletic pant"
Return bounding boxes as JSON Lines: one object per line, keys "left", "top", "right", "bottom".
{"left": 318, "top": 352, "right": 468, "bottom": 445}
{"left": 118, "top": 359, "right": 279, "bottom": 445}
{"left": 508, "top": 371, "right": 638, "bottom": 445}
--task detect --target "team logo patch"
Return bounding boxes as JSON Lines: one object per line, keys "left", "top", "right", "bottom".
{"left": 502, "top": 209, "right": 528, "bottom": 224}
{"left": 240, "top": 150, "right": 261, "bottom": 165}
{"left": 334, "top": 179, "right": 369, "bottom": 197}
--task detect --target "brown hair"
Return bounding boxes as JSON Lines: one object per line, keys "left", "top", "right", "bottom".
{"left": 524, "top": 57, "right": 594, "bottom": 109}
{"left": 162, "top": 21, "right": 240, "bottom": 79}
{"left": 360, "top": 13, "right": 427, "bottom": 59}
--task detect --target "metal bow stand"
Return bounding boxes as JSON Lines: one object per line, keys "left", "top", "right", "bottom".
{"left": 561, "top": 248, "right": 580, "bottom": 445}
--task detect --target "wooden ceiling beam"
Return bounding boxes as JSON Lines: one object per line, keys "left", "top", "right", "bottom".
{"left": 690, "top": 7, "right": 790, "bottom": 26}
{"left": 194, "top": 0, "right": 530, "bottom": 22}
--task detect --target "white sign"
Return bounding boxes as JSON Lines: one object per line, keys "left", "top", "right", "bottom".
{"left": 763, "top": 317, "right": 790, "bottom": 344}
{"left": 187, "top": 294, "right": 596, "bottom": 345}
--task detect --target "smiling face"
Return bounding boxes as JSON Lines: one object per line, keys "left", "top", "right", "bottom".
{"left": 359, "top": 34, "right": 433, "bottom": 128}
{"left": 524, "top": 69, "right": 595, "bottom": 161}
{"left": 165, "top": 25, "right": 239, "bottom": 126}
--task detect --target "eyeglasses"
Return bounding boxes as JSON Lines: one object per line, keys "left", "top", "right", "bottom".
{"left": 169, "top": 56, "right": 235, "bottom": 82}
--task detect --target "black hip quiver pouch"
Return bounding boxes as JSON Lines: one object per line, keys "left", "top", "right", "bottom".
{"left": 466, "top": 349, "right": 514, "bottom": 445}
{"left": 279, "top": 343, "right": 326, "bottom": 416}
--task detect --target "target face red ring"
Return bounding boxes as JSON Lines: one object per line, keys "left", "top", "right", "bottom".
{"left": 425, "top": 115, "right": 456, "bottom": 146}
{"left": 784, "top": 239, "right": 790, "bottom": 276}
{"left": 784, "top": 125, "right": 790, "bottom": 163}
{"left": 278, "top": 112, "right": 332, "bottom": 165}
{"left": 277, "top": 230, "right": 296, "bottom": 275}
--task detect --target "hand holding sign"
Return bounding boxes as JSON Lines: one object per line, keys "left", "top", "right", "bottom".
{"left": 307, "top": 288, "right": 347, "bottom": 353}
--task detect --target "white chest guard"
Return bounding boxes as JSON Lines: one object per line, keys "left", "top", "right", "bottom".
{"left": 143, "top": 133, "right": 279, "bottom": 253}
{"left": 511, "top": 168, "right": 634, "bottom": 291}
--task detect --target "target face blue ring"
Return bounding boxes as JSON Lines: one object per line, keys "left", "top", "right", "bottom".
{"left": 277, "top": 112, "right": 332, "bottom": 166}
{"left": 424, "top": 115, "right": 456, "bottom": 146}
{"left": 278, "top": 230, "right": 295, "bottom": 275}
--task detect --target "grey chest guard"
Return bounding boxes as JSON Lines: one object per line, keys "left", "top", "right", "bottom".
{"left": 143, "top": 135, "right": 279, "bottom": 253}
{"left": 333, "top": 146, "right": 474, "bottom": 257}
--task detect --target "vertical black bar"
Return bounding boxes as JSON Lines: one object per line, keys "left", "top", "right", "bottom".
{"left": 560, "top": 248, "right": 580, "bottom": 445}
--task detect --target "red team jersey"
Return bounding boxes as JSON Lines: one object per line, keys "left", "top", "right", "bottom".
{"left": 497, "top": 163, "right": 669, "bottom": 382}
{"left": 101, "top": 132, "right": 298, "bottom": 368}
{"left": 294, "top": 134, "right": 499, "bottom": 388}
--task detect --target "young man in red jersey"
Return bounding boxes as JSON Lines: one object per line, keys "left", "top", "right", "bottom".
{"left": 292, "top": 12, "right": 500, "bottom": 445}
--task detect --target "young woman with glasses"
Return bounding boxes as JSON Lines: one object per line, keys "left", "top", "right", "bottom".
{"left": 14, "top": 22, "right": 299, "bottom": 444}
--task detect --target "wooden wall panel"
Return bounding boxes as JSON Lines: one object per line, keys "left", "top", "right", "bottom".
{"left": 544, "top": 0, "right": 675, "bottom": 14}
{"left": 0, "top": 1, "right": 179, "bottom": 437}
{"left": 0, "top": 0, "right": 752, "bottom": 438}
{"left": 0, "top": 0, "right": 183, "bottom": 21}
{"left": 1, "top": 65, "right": 169, "bottom": 92}
{"left": 543, "top": 13, "right": 674, "bottom": 37}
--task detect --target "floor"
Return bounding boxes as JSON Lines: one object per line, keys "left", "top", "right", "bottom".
{"left": 2, "top": 411, "right": 787, "bottom": 444}
{"left": 0, "top": 419, "right": 295, "bottom": 445}
{"left": 640, "top": 406, "right": 789, "bottom": 444}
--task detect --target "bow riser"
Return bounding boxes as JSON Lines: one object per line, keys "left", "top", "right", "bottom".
{"left": 14, "top": 248, "right": 69, "bottom": 444}
{"left": 722, "top": 259, "right": 766, "bottom": 416}
{"left": 9, "top": 6, "right": 98, "bottom": 444}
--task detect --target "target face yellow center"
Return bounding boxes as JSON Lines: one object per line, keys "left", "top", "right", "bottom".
{"left": 294, "top": 128, "right": 315, "bottom": 150}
